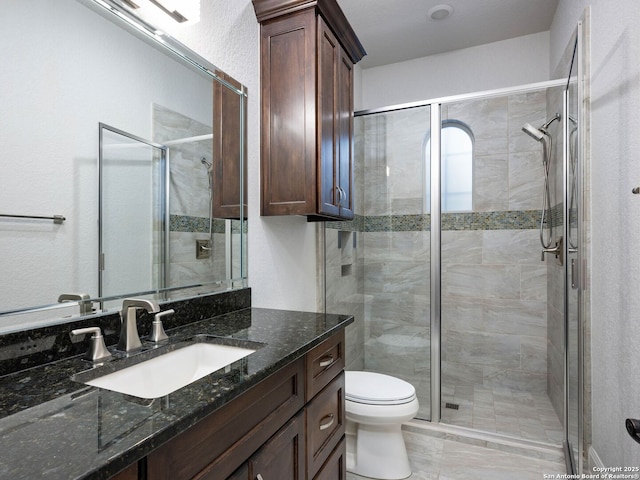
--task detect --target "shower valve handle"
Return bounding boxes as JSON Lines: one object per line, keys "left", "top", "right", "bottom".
{"left": 541, "top": 238, "right": 564, "bottom": 265}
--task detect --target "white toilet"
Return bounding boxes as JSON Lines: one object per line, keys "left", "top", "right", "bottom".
{"left": 345, "top": 371, "right": 419, "bottom": 480}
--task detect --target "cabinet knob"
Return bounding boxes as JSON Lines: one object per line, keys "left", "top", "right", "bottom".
{"left": 256, "top": 474, "right": 264, "bottom": 480}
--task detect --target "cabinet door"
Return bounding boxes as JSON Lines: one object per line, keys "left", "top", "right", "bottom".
{"left": 317, "top": 17, "right": 355, "bottom": 220}
{"left": 336, "top": 47, "right": 354, "bottom": 220}
{"left": 317, "top": 17, "right": 340, "bottom": 218}
{"left": 250, "top": 412, "right": 306, "bottom": 480}
{"left": 260, "top": 10, "right": 317, "bottom": 216}
{"left": 314, "top": 437, "right": 346, "bottom": 480}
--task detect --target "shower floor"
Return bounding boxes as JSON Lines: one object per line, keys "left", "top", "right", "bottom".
{"left": 417, "top": 382, "right": 563, "bottom": 445}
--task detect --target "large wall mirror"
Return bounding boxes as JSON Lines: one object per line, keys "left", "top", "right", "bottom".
{"left": 0, "top": 0, "right": 247, "bottom": 332}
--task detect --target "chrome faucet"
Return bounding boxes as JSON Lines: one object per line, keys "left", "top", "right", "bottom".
{"left": 117, "top": 298, "right": 160, "bottom": 352}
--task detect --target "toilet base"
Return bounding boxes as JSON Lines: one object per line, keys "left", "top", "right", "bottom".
{"left": 345, "top": 419, "right": 412, "bottom": 480}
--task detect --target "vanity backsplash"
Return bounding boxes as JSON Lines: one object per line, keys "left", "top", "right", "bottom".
{"left": 0, "top": 288, "right": 251, "bottom": 377}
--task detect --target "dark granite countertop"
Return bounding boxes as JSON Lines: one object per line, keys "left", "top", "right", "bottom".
{"left": 0, "top": 307, "right": 353, "bottom": 479}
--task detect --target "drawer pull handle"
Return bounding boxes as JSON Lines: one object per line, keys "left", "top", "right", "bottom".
{"left": 319, "top": 413, "right": 335, "bottom": 431}
{"left": 256, "top": 475, "right": 264, "bottom": 480}
{"left": 318, "top": 355, "right": 334, "bottom": 368}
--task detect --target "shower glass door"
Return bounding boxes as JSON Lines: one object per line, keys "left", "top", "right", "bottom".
{"left": 565, "top": 26, "right": 583, "bottom": 472}
{"left": 438, "top": 86, "right": 565, "bottom": 445}
{"left": 99, "top": 124, "right": 167, "bottom": 301}
{"left": 332, "top": 75, "right": 582, "bottom": 459}
{"left": 325, "top": 105, "right": 432, "bottom": 420}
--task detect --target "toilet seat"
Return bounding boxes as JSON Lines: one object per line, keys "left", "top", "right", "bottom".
{"left": 346, "top": 371, "right": 416, "bottom": 405}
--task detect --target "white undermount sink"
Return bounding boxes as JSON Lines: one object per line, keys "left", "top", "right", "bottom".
{"left": 83, "top": 341, "right": 257, "bottom": 399}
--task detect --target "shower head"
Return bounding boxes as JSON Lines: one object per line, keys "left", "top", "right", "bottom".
{"left": 522, "top": 113, "right": 561, "bottom": 142}
{"left": 522, "top": 123, "right": 545, "bottom": 142}
{"left": 200, "top": 157, "right": 212, "bottom": 169}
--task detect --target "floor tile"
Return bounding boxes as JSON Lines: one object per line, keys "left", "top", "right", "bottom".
{"left": 346, "top": 428, "right": 566, "bottom": 480}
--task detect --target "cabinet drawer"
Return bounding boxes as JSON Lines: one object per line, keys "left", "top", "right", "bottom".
{"left": 147, "top": 358, "right": 305, "bottom": 480}
{"left": 305, "top": 330, "right": 344, "bottom": 400}
{"left": 306, "top": 372, "right": 345, "bottom": 479}
{"left": 313, "top": 436, "right": 346, "bottom": 480}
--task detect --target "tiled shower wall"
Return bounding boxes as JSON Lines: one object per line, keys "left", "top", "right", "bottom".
{"left": 440, "top": 93, "right": 550, "bottom": 399}
{"left": 153, "top": 105, "right": 226, "bottom": 290}
{"left": 326, "top": 87, "right": 564, "bottom": 418}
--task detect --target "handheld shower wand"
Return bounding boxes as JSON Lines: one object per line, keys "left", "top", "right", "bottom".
{"left": 521, "top": 113, "right": 561, "bottom": 254}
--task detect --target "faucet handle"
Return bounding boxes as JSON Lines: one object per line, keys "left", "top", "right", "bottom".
{"left": 151, "top": 309, "right": 174, "bottom": 343}
{"left": 71, "top": 327, "right": 112, "bottom": 363}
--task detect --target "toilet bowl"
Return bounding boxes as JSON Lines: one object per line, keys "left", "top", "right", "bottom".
{"left": 345, "top": 371, "right": 419, "bottom": 480}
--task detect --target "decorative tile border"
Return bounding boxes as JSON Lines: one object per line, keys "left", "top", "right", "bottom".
{"left": 326, "top": 210, "right": 548, "bottom": 232}
{"left": 169, "top": 215, "right": 246, "bottom": 234}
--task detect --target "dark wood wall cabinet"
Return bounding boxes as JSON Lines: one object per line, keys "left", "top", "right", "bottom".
{"left": 252, "top": 0, "right": 366, "bottom": 220}
{"left": 110, "top": 330, "right": 346, "bottom": 480}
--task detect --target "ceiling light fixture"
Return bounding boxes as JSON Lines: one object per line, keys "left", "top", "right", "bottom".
{"left": 427, "top": 4, "right": 454, "bottom": 21}
{"left": 119, "top": 0, "right": 200, "bottom": 27}
{"left": 149, "top": 0, "right": 188, "bottom": 23}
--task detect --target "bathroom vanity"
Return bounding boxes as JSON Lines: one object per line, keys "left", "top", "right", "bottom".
{"left": 0, "top": 303, "right": 352, "bottom": 480}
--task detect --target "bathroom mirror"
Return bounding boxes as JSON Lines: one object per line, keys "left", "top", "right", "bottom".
{"left": 0, "top": 0, "right": 247, "bottom": 332}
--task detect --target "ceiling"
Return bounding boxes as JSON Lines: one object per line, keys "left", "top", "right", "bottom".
{"left": 336, "top": 0, "right": 560, "bottom": 69}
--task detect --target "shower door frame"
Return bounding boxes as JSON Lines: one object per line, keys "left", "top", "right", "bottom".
{"left": 98, "top": 123, "right": 170, "bottom": 299}
{"left": 355, "top": 73, "right": 584, "bottom": 466}
{"left": 563, "top": 20, "right": 584, "bottom": 474}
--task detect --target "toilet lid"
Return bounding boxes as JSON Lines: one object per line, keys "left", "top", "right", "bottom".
{"left": 345, "top": 371, "right": 416, "bottom": 405}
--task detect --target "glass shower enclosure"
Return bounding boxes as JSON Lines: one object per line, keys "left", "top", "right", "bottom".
{"left": 324, "top": 44, "right": 584, "bottom": 470}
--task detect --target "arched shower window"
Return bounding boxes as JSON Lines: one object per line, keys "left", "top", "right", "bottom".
{"left": 426, "top": 120, "right": 474, "bottom": 212}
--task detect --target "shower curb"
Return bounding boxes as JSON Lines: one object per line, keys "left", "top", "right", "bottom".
{"left": 403, "top": 420, "right": 565, "bottom": 464}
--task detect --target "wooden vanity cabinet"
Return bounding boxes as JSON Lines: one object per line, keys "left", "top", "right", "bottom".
{"left": 253, "top": 0, "right": 365, "bottom": 220}
{"left": 138, "top": 330, "right": 346, "bottom": 480}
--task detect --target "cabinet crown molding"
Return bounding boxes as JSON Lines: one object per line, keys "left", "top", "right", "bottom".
{"left": 252, "top": 0, "right": 366, "bottom": 64}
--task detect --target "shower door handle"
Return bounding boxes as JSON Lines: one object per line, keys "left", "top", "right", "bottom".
{"left": 571, "top": 259, "right": 578, "bottom": 289}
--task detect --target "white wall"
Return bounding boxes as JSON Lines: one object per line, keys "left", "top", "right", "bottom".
{"left": 360, "top": 32, "right": 550, "bottom": 111}
{"left": 551, "top": 0, "right": 640, "bottom": 468}
{"left": 168, "top": 2, "right": 320, "bottom": 312}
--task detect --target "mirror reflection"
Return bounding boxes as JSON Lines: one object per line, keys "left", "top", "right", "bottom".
{"left": 0, "top": 0, "right": 247, "bottom": 330}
